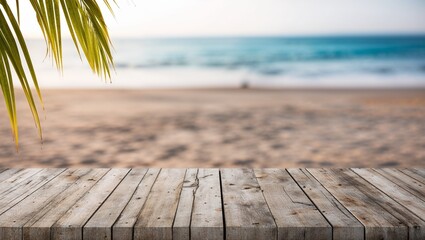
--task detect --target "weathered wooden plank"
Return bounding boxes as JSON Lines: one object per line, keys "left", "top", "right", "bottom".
{"left": 254, "top": 169, "right": 331, "bottom": 240}
{"left": 0, "top": 169, "right": 92, "bottom": 240}
{"left": 173, "top": 168, "right": 224, "bottom": 240}
{"left": 353, "top": 168, "right": 425, "bottom": 220}
{"left": 287, "top": 168, "right": 364, "bottom": 240}
{"left": 83, "top": 168, "right": 148, "bottom": 240}
{"left": 308, "top": 168, "right": 425, "bottom": 240}
{"left": 173, "top": 168, "right": 198, "bottom": 240}
{"left": 112, "top": 168, "right": 161, "bottom": 240}
{"left": 221, "top": 168, "right": 277, "bottom": 240}
{"left": 191, "top": 168, "right": 223, "bottom": 240}
{"left": 400, "top": 169, "right": 425, "bottom": 184}
{"left": 409, "top": 169, "right": 425, "bottom": 179}
{"left": 52, "top": 168, "right": 130, "bottom": 240}
{"left": 134, "top": 168, "right": 187, "bottom": 240}
{"left": 22, "top": 169, "right": 109, "bottom": 240}
{"left": 0, "top": 168, "right": 65, "bottom": 215}
{"left": 375, "top": 169, "right": 425, "bottom": 199}
{"left": 0, "top": 169, "right": 21, "bottom": 182}
{"left": 352, "top": 168, "right": 425, "bottom": 240}
{"left": 0, "top": 169, "right": 41, "bottom": 199}
{"left": 0, "top": 168, "right": 42, "bottom": 195}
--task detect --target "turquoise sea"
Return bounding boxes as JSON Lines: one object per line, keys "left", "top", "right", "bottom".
{"left": 28, "top": 36, "right": 425, "bottom": 88}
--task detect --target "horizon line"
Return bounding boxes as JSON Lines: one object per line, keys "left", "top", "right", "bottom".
{"left": 24, "top": 32, "right": 425, "bottom": 40}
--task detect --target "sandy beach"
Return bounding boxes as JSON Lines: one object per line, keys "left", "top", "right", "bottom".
{"left": 0, "top": 88, "right": 424, "bottom": 168}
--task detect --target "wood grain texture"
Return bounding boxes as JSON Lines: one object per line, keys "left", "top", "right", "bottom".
{"left": 134, "top": 168, "right": 187, "bottom": 240}
{"left": 0, "top": 169, "right": 92, "bottom": 240}
{"left": 52, "top": 168, "right": 130, "bottom": 240}
{"left": 0, "top": 168, "right": 22, "bottom": 182}
{"left": 84, "top": 169, "right": 147, "bottom": 240}
{"left": 374, "top": 169, "right": 425, "bottom": 200}
{"left": 0, "top": 168, "right": 42, "bottom": 196}
{"left": 353, "top": 168, "right": 425, "bottom": 220}
{"left": 191, "top": 168, "right": 223, "bottom": 240}
{"left": 0, "top": 168, "right": 423, "bottom": 240}
{"left": 22, "top": 169, "right": 109, "bottom": 240}
{"left": 308, "top": 168, "right": 425, "bottom": 240}
{"left": 113, "top": 168, "right": 161, "bottom": 240}
{"left": 409, "top": 168, "right": 425, "bottom": 179}
{"left": 0, "top": 168, "right": 65, "bottom": 215}
{"left": 255, "top": 168, "right": 331, "bottom": 240}
{"left": 221, "top": 168, "right": 277, "bottom": 240}
{"left": 173, "top": 168, "right": 198, "bottom": 240}
{"left": 287, "top": 168, "right": 364, "bottom": 240}
{"left": 400, "top": 169, "right": 425, "bottom": 184}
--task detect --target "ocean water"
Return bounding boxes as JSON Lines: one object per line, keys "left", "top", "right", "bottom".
{"left": 27, "top": 36, "right": 425, "bottom": 88}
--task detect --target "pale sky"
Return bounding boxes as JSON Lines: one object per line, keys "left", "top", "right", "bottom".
{"left": 16, "top": 0, "right": 425, "bottom": 38}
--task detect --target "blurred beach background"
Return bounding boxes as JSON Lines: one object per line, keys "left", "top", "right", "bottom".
{"left": 0, "top": 0, "right": 425, "bottom": 167}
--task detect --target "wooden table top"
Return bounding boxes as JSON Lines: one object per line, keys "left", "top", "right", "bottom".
{"left": 0, "top": 168, "right": 424, "bottom": 240}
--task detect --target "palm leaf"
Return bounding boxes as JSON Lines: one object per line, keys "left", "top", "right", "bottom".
{"left": 0, "top": 0, "right": 114, "bottom": 148}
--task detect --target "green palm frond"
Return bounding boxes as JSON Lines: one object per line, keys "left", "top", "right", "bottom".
{"left": 0, "top": 0, "right": 114, "bottom": 149}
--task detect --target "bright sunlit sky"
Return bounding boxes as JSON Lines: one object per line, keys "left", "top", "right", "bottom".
{"left": 17, "top": 0, "right": 425, "bottom": 38}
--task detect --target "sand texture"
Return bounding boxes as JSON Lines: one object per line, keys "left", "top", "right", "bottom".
{"left": 0, "top": 89, "right": 424, "bottom": 168}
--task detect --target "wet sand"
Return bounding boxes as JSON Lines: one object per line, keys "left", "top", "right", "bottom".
{"left": 0, "top": 88, "right": 424, "bottom": 168}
